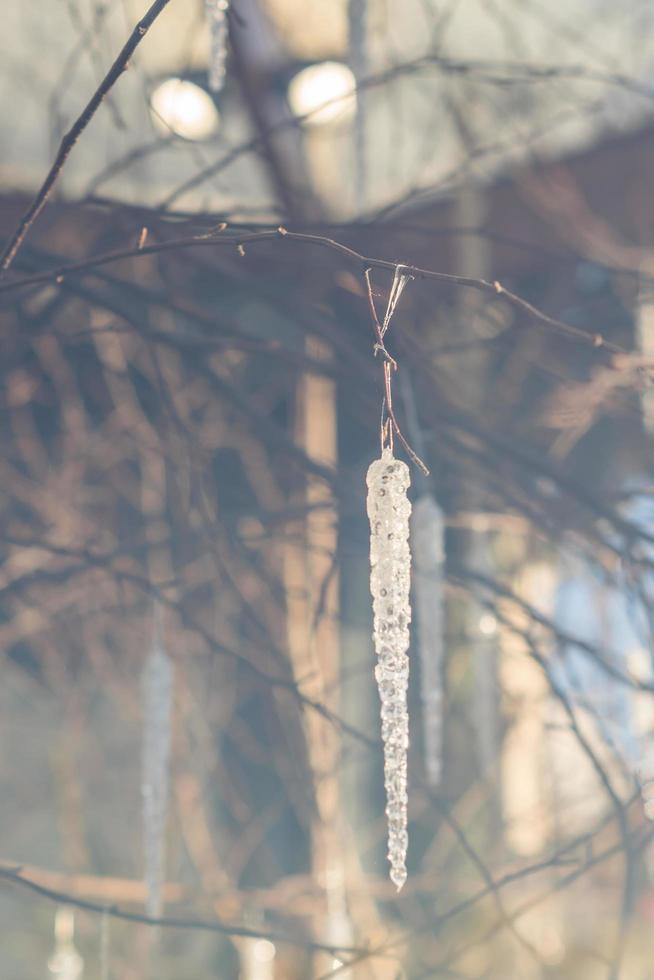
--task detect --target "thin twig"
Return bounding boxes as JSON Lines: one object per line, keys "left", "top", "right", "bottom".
{"left": 0, "top": 0, "right": 174, "bottom": 274}
{"left": 364, "top": 266, "right": 430, "bottom": 472}
{"left": 0, "top": 865, "right": 362, "bottom": 956}
{"left": 0, "top": 228, "right": 625, "bottom": 358}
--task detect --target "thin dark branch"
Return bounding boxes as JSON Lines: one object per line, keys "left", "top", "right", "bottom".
{"left": 0, "top": 227, "right": 627, "bottom": 357}
{"left": 0, "top": 865, "right": 362, "bottom": 956}
{"left": 0, "top": 0, "right": 174, "bottom": 274}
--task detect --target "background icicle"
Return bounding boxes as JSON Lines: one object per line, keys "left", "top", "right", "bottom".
{"left": 205, "top": 0, "right": 230, "bottom": 92}
{"left": 141, "top": 605, "right": 174, "bottom": 919}
{"left": 400, "top": 371, "right": 445, "bottom": 788}
{"left": 47, "top": 908, "right": 83, "bottom": 980}
{"left": 470, "top": 539, "right": 499, "bottom": 780}
{"left": 349, "top": 0, "right": 368, "bottom": 207}
{"left": 411, "top": 495, "right": 445, "bottom": 787}
{"left": 240, "top": 936, "right": 276, "bottom": 979}
{"left": 100, "top": 907, "right": 110, "bottom": 980}
{"left": 367, "top": 448, "right": 412, "bottom": 890}
{"left": 639, "top": 755, "right": 654, "bottom": 820}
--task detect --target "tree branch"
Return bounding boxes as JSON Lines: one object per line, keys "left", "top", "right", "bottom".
{"left": 0, "top": 227, "right": 626, "bottom": 356}
{"left": 0, "top": 0, "right": 174, "bottom": 275}
{"left": 0, "top": 865, "right": 361, "bottom": 956}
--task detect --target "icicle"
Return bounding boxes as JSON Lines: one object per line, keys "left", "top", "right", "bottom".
{"left": 638, "top": 756, "right": 654, "bottom": 820}
{"left": 240, "top": 938, "right": 277, "bottom": 980}
{"left": 349, "top": 0, "right": 368, "bottom": 206}
{"left": 205, "top": 0, "right": 230, "bottom": 93}
{"left": 472, "top": 607, "right": 499, "bottom": 778}
{"left": 141, "top": 607, "right": 174, "bottom": 919}
{"left": 100, "top": 907, "right": 110, "bottom": 980}
{"left": 636, "top": 267, "right": 654, "bottom": 432}
{"left": 47, "top": 908, "right": 84, "bottom": 980}
{"left": 411, "top": 495, "right": 445, "bottom": 787}
{"left": 367, "top": 448, "right": 412, "bottom": 890}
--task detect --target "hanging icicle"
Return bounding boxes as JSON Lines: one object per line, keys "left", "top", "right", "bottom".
{"left": 240, "top": 938, "right": 277, "bottom": 980}
{"left": 636, "top": 266, "right": 654, "bottom": 432}
{"left": 100, "top": 907, "right": 110, "bottom": 980}
{"left": 348, "top": 0, "right": 368, "bottom": 206}
{"left": 367, "top": 448, "right": 412, "bottom": 891}
{"left": 205, "top": 0, "right": 230, "bottom": 93}
{"left": 141, "top": 605, "right": 174, "bottom": 919}
{"left": 411, "top": 494, "right": 445, "bottom": 787}
{"left": 638, "top": 756, "right": 654, "bottom": 820}
{"left": 364, "top": 267, "right": 427, "bottom": 890}
{"left": 47, "top": 907, "right": 84, "bottom": 980}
